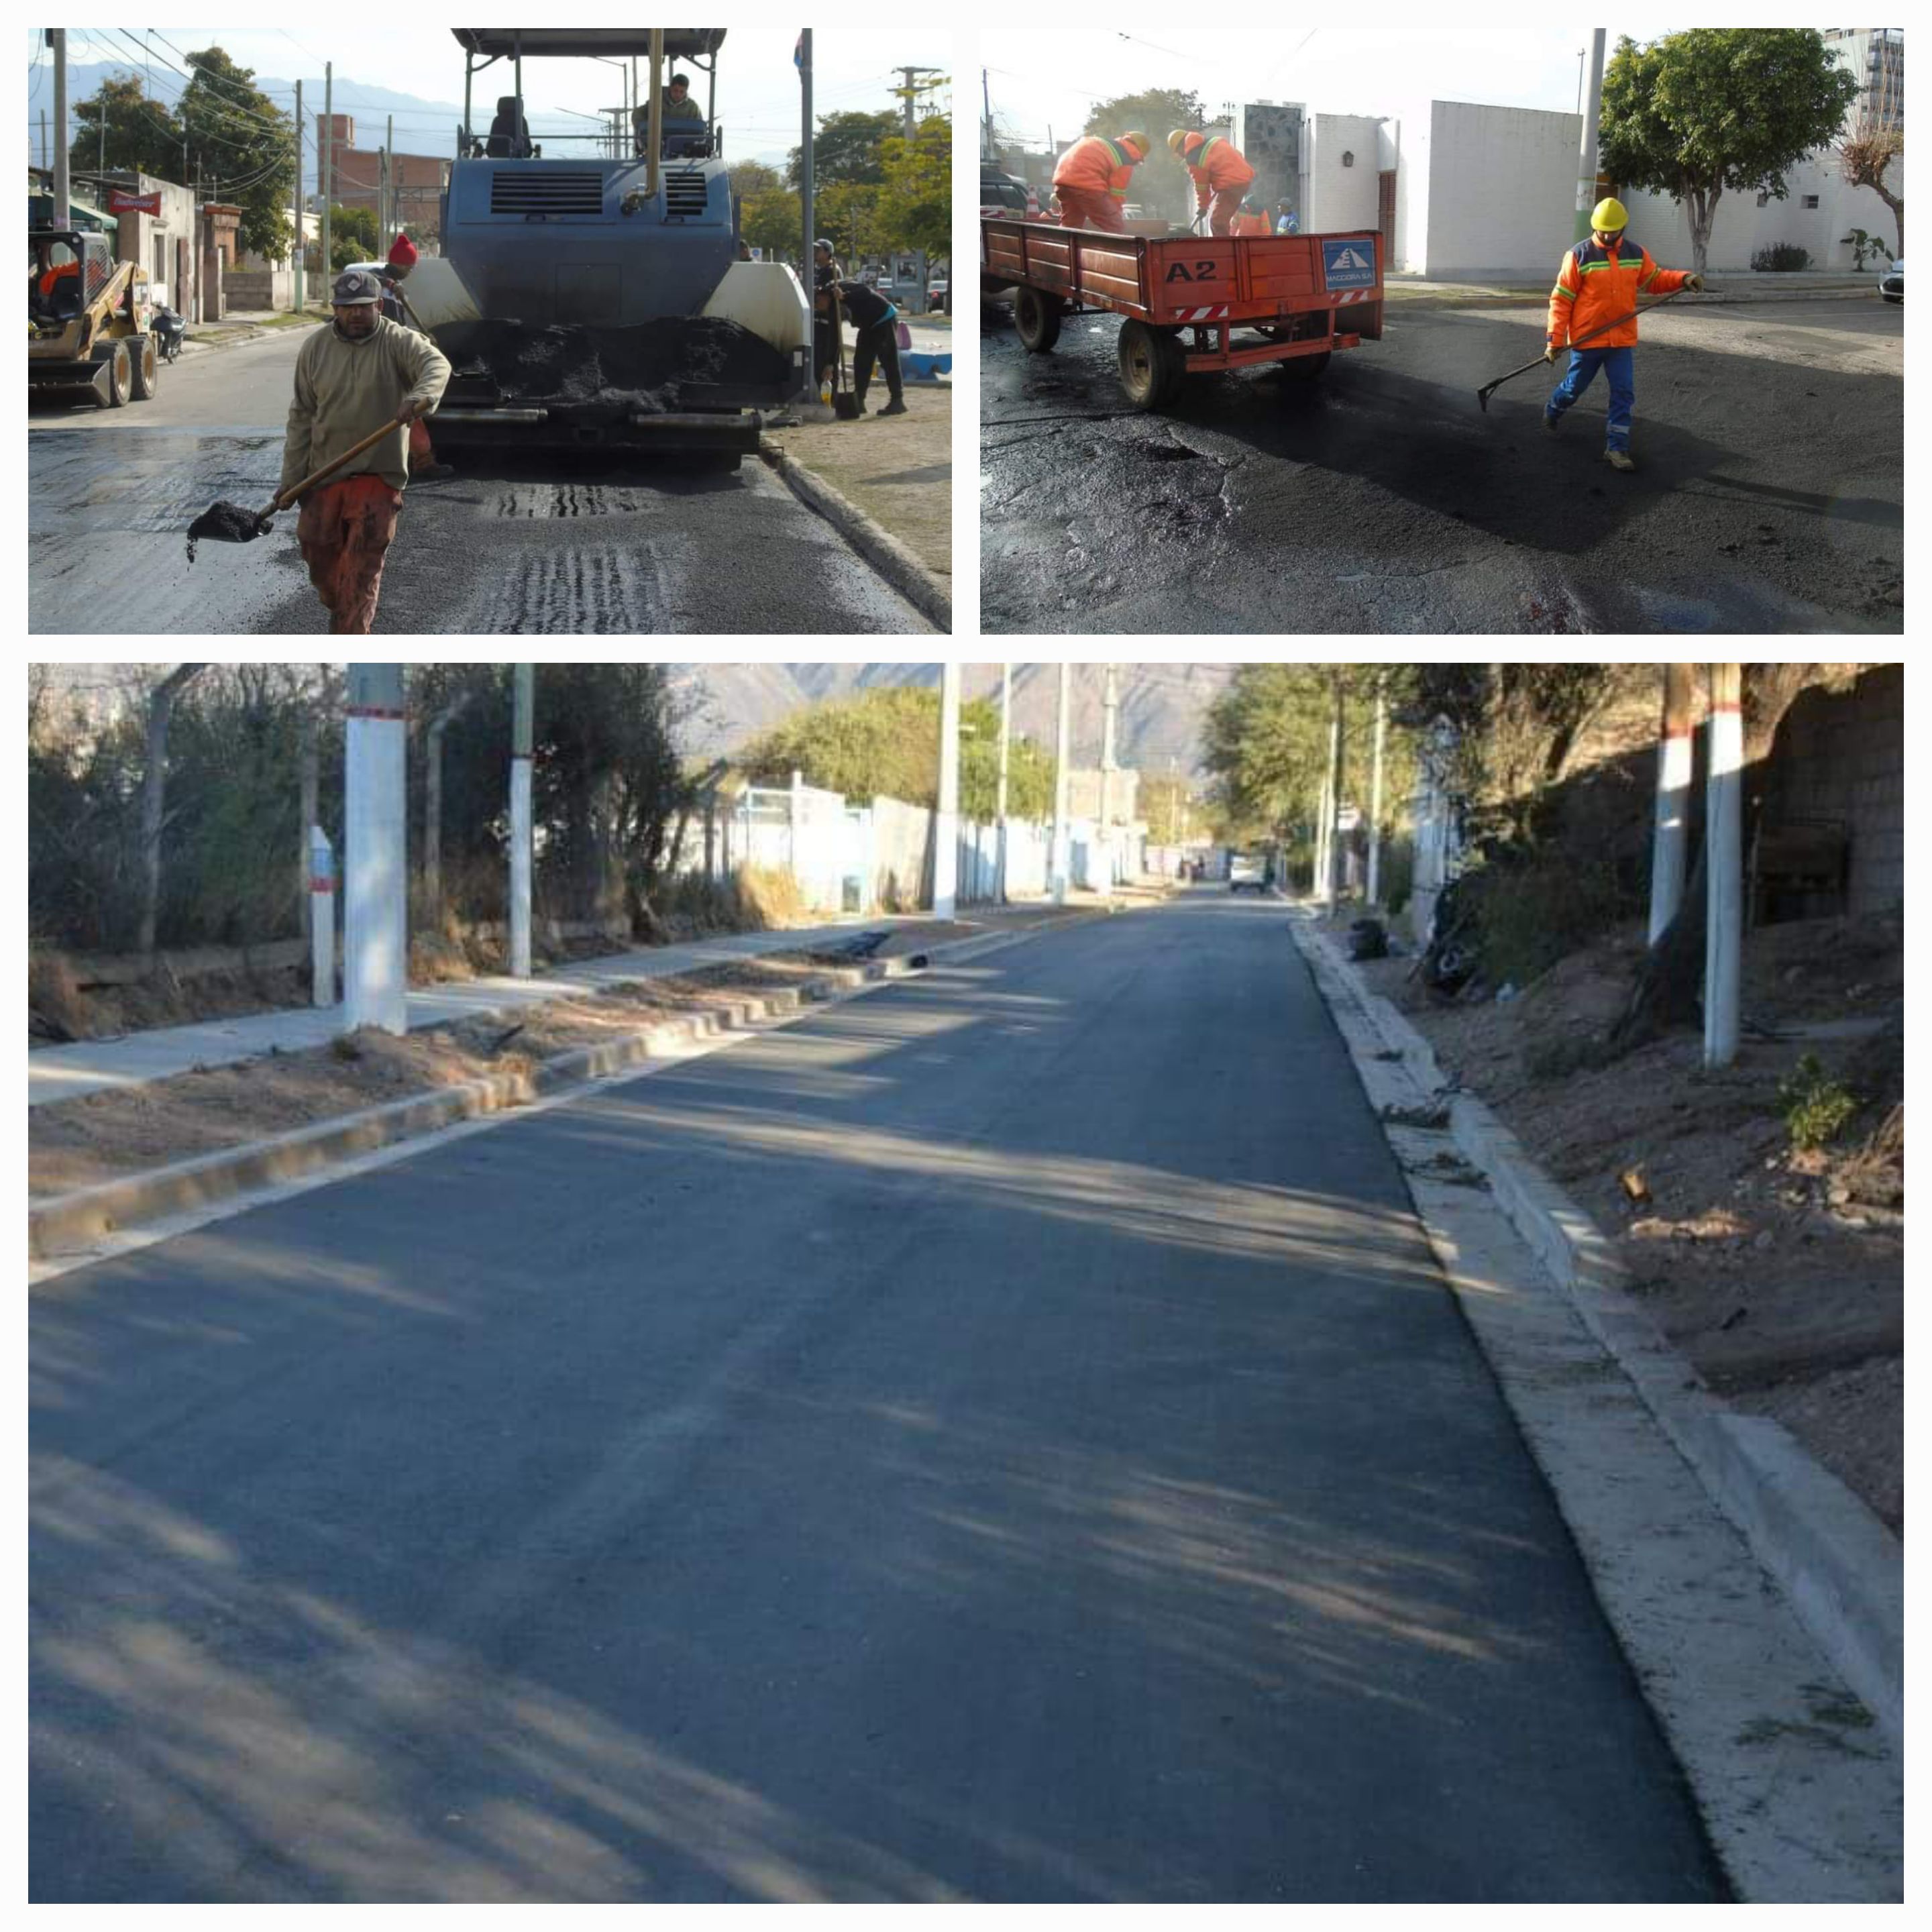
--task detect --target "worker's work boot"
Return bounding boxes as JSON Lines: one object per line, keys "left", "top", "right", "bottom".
{"left": 1604, "top": 447, "right": 1636, "bottom": 472}
{"left": 877, "top": 396, "right": 908, "bottom": 417}
{"left": 1543, "top": 408, "right": 1563, "bottom": 434}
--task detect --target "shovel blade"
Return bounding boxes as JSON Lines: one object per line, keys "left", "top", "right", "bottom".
{"left": 186, "top": 500, "right": 270, "bottom": 545}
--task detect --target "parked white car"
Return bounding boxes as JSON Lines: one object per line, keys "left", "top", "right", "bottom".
{"left": 1880, "top": 258, "right": 1903, "bottom": 303}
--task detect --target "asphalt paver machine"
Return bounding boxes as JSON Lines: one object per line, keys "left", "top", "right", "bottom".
{"left": 411, "top": 28, "right": 810, "bottom": 466}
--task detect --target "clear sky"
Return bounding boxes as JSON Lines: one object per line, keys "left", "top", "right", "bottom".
{"left": 979, "top": 27, "right": 1686, "bottom": 152}
{"left": 34, "top": 26, "right": 953, "bottom": 173}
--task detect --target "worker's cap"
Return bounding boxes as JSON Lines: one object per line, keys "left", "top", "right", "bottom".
{"left": 814, "top": 237, "right": 834, "bottom": 254}
{"left": 1118, "top": 130, "right": 1149, "bottom": 158}
{"left": 1590, "top": 196, "right": 1629, "bottom": 233}
{"left": 386, "top": 230, "right": 419, "bottom": 270}
{"left": 1166, "top": 129, "right": 1201, "bottom": 154}
{"left": 331, "top": 269, "right": 384, "bottom": 307}
{"left": 668, "top": 72, "right": 689, "bottom": 86}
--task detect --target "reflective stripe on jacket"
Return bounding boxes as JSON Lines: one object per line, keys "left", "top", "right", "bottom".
{"left": 1184, "top": 135, "right": 1256, "bottom": 207}
{"left": 1547, "top": 234, "right": 1690, "bottom": 350}
{"left": 1054, "top": 133, "right": 1138, "bottom": 201}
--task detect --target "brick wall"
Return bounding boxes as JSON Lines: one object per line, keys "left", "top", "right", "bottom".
{"left": 1762, "top": 664, "right": 1904, "bottom": 914}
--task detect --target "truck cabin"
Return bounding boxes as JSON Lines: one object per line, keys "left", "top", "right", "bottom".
{"left": 451, "top": 29, "right": 727, "bottom": 164}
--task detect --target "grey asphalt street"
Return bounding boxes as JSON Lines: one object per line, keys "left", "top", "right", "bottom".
{"left": 30, "top": 894, "right": 1727, "bottom": 1902}
{"left": 980, "top": 296, "right": 1902, "bottom": 635}
{"left": 29, "top": 325, "right": 930, "bottom": 635}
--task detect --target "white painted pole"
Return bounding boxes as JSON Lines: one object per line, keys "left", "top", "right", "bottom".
{"left": 343, "top": 664, "right": 408, "bottom": 1034}
{"left": 934, "top": 663, "right": 961, "bottom": 917}
{"left": 1704, "top": 663, "right": 1743, "bottom": 1069}
{"left": 996, "top": 660, "right": 1012, "bottom": 903}
{"left": 1366, "top": 682, "right": 1387, "bottom": 906}
{"left": 309, "top": 825, "right": 335, "bottom": 1007}
{"left": 1649, "top": 661, "right": 1695, "bottom": 944}
{"left": 1051, "top": 663, "right": 1071, "bottom": 905}
{"left": 1099, "top": 661, "right": 1119, "bottom": 891}
{"left": 509, "top": 664, "right": 533, "bottom": 978}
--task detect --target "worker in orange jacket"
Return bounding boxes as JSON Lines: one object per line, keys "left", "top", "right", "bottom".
{"left": 1544, "top": 197, "right": 1702, "bottom": 472}
{"left": 1052, "top": 131, "right": 1149, "bottom": 234}
{"left": 1169, "top": 129, "right": 1256, "bottom": 235}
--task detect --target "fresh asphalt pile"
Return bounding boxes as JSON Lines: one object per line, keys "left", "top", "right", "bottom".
{"left": 184, "top": 498, "right": 267, "bottom": 564}
{"left": 434, "top": 315, "right": 788, "bottom": 417}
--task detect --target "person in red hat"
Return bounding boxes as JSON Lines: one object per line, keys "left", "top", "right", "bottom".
{"left": 374, "top": 233, "right": 453, "bottom": 479}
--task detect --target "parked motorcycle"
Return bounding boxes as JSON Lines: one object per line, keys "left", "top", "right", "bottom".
{"left": 151, "top": 303, "right": 187, "bottom": 363}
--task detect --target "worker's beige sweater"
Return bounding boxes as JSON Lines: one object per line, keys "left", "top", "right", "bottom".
{"left": 279, "top": 315, "right": 451, "bottom": 498}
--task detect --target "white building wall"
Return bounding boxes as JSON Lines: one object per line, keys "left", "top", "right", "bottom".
{"left": 1390, "top": 112, "right": 1428, "bottom": 274}
{"left": 1305, "top": 115, "right": 1384, "bottom": 234}
{"left": 1621, "top": 149, "right": 1905, "bottom": 270}
{"left": 1423, "top": 101, "right": 1579, "bottom": 278}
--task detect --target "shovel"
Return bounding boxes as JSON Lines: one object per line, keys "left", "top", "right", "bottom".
{"left": 830, "top": 290, "right": 862, "bottom": 420}
{"left": 187, "top": 409, "right": 417, "bottom": 556}
{"left": 1476, "top": 282, "right": 1695, "bottom": 411}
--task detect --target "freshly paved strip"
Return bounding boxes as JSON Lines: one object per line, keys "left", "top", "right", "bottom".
{"left": 29, "top": 892, "right": 1727, "bottom": 1902}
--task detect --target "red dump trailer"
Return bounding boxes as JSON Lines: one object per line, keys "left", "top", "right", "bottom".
{"left": 981, "top": 217, "right": 1383, "bottom": 411}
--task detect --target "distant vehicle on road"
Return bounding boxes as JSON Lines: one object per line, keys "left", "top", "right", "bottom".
{"left": 1228, "top": 853, "right": 1269, "bottom": 894}
{"left": 1880, "top": 258, "right": 1902, "bottom": 303}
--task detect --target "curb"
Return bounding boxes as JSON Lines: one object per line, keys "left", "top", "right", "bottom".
{"left": 762, "top": 447, "right": 952, "bottom": 633}
{"left": 181, "top": 317, "right": 323, "bottom": 357}
{"left": 1289, "top": 916, "right": 1904, "bottom": 1748}
{"left": 28, "top": 912, "right": 1105, "bottom": 1261}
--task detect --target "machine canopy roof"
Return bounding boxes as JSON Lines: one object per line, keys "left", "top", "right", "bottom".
{"left": 451, "top": 29, "right": 726, "bottom": 60}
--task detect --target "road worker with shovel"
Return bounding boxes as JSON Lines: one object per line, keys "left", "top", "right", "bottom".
{"left": 1543, "top": 197, "right": 1701, "bottom": 471}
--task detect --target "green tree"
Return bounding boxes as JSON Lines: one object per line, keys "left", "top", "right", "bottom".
{"left": 327, "top": 203, "right": 380, "bottom": 272}
{"left": 787, "top": 109, "right": 896, "bottom": 189}
{"left": 1597, "top": 29, "right": 1860, "bottom": 276}
{"left": 1083, "top": 89, "right": 1206, "bottom": 222}
{"left": 68, "top": 73, "right": 184, "bottom": 180}
{"left": 741, "top": 687, "right": 1057, "bottom": 822}
{"left": 178, "top": 46, "right": 297, "bottom": 262}
{"left": 1139, "top": 774, "right": 1193, "bottom": 844}
{"left": 727, "top": 158, "right": 782, "bottom": 201}
{"left": 875, "top": 113, "right": 950, "bottom": 257}
{"left": 816, "top": 181, "right": 882, "bottom": 264}
{"left": 740, "top": 186, "right": 803, "bottom": 262}
{"left": 1838, "top": 130, "right": 1903, "bottom": 255}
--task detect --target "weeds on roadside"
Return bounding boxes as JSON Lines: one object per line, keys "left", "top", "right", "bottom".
{"left": 1778, "top": 1053, "right": 1859, "bottom": 1151}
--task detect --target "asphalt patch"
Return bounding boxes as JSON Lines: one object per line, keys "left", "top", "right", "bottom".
{"left": 184, "top": 498, "right": 269, "bottom": 564}
{"left": 434, "top": 315, "right": 790, "bottom": 418}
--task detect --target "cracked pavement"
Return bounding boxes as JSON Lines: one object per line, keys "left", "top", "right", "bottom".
{"left": 979, "top": 296, "right": 1903, "bottom": 635}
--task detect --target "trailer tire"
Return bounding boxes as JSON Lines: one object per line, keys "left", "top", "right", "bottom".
{"left": 1277, "top": 350, "right": 1331, "bottom": 382}
{"left": 1117, "top": 319, "right": 1185, "bottom": 412}
{"left": 1013, "top": 286, "right": 1063, "bottom": 354}
{"left": 93, "top": 339, "right": 133, "bottom": 408}
{"left": 127, "top": 333, "right": 160, "bottom": 400}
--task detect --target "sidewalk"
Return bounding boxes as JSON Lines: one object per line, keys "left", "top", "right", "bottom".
{"left": 1385, "top": 271, "right": 1884, "bottom": 309}
{"left": 28, "top": 906, "right": 1048, "bottom": 1109}
{"left": 178, "top": 309, "right": 323, "bottom": 356}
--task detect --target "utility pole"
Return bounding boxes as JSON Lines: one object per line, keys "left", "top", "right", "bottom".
{"left": 933, "top": 664, "right": 961, "bottom": 918}
{"left": 50, "top": 31, "right": 68, "bottom": 229}
{"left": 1322, "top": 680, "right": 1344, "bottom": 912}
{"left": 1051, "top": 663, "right": 1071, "bottom": 905}
{"left": 1703, "top": 663, "right": 1743, "bottom": 1069}
{"left": 510, "top": 665, "right": 534, "bottom": 978}
{"left": 321, "top": 64, "right": 333, "bottom": 291}
{"left": 981, "top": 68, "right": 993, "bottom": 161}
{"left": 384, "top": 112, "right": 394, "bottom": 255}
{"left": 1366, "top": 679, "right": 1387, "bottom": 907}
{"left": 1099, "top": 663, "right": 1119, "bottom": 893}
{"left": 1574, "top": 28, "right": 1607, "bottom": 242}
{"left": 799, "top": 30, "right": 814, "bottom": 281}
{"left": 892, "top": 66, "right": 945, "bottom": 140}
{"left": 343, "top": 664, "right": 409, "bottom": 1035}
{"left": 1648, "top": 662, "right": 1696, "bottom": 943}
{"left": 293, "top": 78, "right": 304, "bottom": 312}
{"left": 996, "top": 661, "right": 1012, "bottom": 903}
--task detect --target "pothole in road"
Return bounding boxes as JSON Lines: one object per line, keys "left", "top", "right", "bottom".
{"left": 1142, "top": 444, "right": 1203, "bottom": 462}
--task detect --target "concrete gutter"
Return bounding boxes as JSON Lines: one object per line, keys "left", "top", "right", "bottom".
{"left": 1289, "top": 916, "right": 1904, "bottom": 1748}
{"left": 30, "top": 911, "right": 1116, "bottom": 1263}
{"left": 761, "top": 445, "right": 952, "bottom": 634}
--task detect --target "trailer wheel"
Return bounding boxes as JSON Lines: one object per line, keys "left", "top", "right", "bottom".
{"left": 1277, "top": 350, "right": 1331, "bottom": 382}
{"left": 1117, "top": 319, "right": 1185, "bottom": 412}
{"left": 1013, "top": 285, "right": 1063, "bottom": 353}
{"left": 127, "top": 333, "right": 160, "bottom": 400}
{"left": 93, "top": 339, "right": 133, "bottom": 408}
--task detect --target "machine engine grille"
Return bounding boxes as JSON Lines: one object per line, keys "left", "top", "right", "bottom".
{"left": 490, "top": 172, "right": 604, "bottom": 216}
{"left": 663, "top": 170, "right": 709, "bottom": 218}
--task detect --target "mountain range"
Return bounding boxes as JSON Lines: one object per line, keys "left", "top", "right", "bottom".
{"left": 671, "top": 665, "right": 1237, "bottom": 775}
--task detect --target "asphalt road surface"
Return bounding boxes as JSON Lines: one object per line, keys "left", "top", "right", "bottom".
{"left": 31, "top": 895, "right": 1728, "bottom": 1903}
{"left": 981, "top": 295, "right": 1903, "bottom": 635}
{"left": 29, "top": 325, "right": 930, "bottom": 635}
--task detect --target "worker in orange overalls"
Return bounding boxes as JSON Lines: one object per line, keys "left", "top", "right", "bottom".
{"left": 1051, "top": 131, "right": 1149, "bottom": 234}
{"left": 1543, "top": 197, "right": 1702, "bottom": 472}
{"left": 1169, "top": 129, "right": 1256, "bottom": 236}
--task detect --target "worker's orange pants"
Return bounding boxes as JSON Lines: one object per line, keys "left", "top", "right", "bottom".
{"left": 1055, "top": 189, "right": 1128, "bottom": 234}
{"left": 296, "top": 475, "right": 403, "bottom": 637}
{"left": 1205, "top": 189, "right": 1247, "bottom": 236}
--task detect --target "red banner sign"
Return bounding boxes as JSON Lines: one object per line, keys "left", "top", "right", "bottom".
{"left": 107, "top": 190, "right": 162, "bottom": 216}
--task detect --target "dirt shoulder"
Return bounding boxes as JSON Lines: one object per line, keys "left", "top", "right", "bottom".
{"left": 1341, "top": 911, "right": 1904, "bottom": 1534}
{"left": 764, "top": 396, "right": 951, "bottom": 586}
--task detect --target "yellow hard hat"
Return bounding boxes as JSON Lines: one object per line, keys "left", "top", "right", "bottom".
{"left": 1591, "top": 197, "right": 1629, "bottom": 233}
{"left": 1118, "top": 131, "right": 1149, "bottom": 158}
{"left": 1166, "top": 129, "right": 1190, "bottom": 154}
